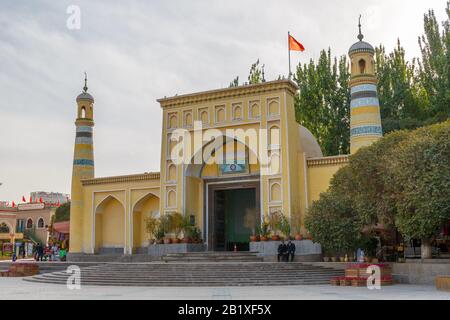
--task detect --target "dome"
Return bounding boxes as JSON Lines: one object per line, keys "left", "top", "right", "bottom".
{"left": 298, "top": 125, "right": 323, "bottom": 158}
{"left": 349, "top": 40, "right": 375, "bottom": 55}
{"left": 76, "top": 92, "right": 94, "bottom": 103}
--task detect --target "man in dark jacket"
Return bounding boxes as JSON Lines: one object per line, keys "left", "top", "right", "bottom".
{"left": 277, "top": 241, "right": 288, "bottom": 262}
{"left": 287, "top": 240, "right": 296, "bottom": 262}
{"left": 35, "top": 243, "right": 44, "bottom": 261}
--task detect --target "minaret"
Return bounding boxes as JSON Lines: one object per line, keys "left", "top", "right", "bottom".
{"left": 348, "top": 16, "right": 382, "bottom": 154}
{"left": 69, "top": 73, "right": 95, "bottom": 253}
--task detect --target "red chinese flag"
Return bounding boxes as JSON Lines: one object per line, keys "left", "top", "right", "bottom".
{"left": 12, "top": 201, "right": 16, "bottom": 208}
{"left": 22, "top": 196, "right": 26, "bottom": 202}
{"left": 29, "top": 196, "right": 32, "bottom": 203}
{"left": 289, "top": 34, "right": 305, "bottom": 52}
{"left": 40, "top": 197, "right": 43, "bottom": 203}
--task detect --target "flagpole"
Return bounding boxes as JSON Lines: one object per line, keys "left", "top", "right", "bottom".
{"left": 288, "top": 31, "right": 291, "bottom": 79}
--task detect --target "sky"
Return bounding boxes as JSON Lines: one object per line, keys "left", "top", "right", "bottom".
{"left": 0, "top": 0, "right": 447, "bottom": 202}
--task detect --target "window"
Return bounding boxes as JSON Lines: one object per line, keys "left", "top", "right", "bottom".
{"left": 37, "top": 218, "right": 45, "bottom": 229}
{"left": 81, "top": 106, "right": 86, "bottom": 118}
{"left": 26, "top": 218, "right": 33, "bottom": 229}
{"left": 0, "top": 223, "right": 9, "bottom": 234}
{"left": 16, "top": 219, "right": 25, "bottom": 233}
{"left": 359, "top": 59, "right": 366, "bottom": 74}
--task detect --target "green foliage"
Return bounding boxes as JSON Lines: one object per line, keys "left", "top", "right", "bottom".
{"left": 144, "top": 213, "right": 159, "bottom": 240}
{"left": 187, "top": 227, "right": 202, "bottom": 242}
{"left": 277, "top": 214, "right": 291, "bottom": 238}
{"left": 390, "top": 122, "right": 450, "bottom": 240}
{"left": 168, "top": 212, "right": 184, "bottom": 238}
{"left": 154, "top": 225, "right": 165, "bottom": 241}
{"left": 54, "top": 202, "right": 70, "bottom": 222}
{"left": 259, "top": 221, "right": 270, "bottom": 237}
{"left": 306, "top": 121, "right": 450, "bottom": 250}
{"left": 294, "top": 49, "right": 351, "bottom": 156}
{"left": 305, "top": 192, "right": 361, "bottom": 255}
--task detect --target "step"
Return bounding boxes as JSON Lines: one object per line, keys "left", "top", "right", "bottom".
{"left": 23, "top": 262, "right": 343, "bottom": 287}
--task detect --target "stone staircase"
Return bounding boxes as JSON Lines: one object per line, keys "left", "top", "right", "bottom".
{"left": 23, "top": 262, "right": 344, "bottom": 286}
{"left": 161, "top": 251, "right": 263, "bottom": 263}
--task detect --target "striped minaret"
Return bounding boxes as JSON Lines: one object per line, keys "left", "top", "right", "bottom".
{"left": 69, "top": 73, "right": 95, "bottom": 254}
{"left": 348, "top": 17, "right": 383, "bottom": 154}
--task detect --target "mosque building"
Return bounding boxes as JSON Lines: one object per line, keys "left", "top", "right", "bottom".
{"left": 68, "top": 26, "right": 382, "bottom": 256}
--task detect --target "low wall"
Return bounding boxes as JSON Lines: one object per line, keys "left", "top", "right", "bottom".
{"left": 250, "top": 240, "right": 322, "bottom": 262}
{"left": 147, "top": 243, "right": 206, "bottom": 257}
{"left": 391, "top": 262, "right": 450, "bottom": 285}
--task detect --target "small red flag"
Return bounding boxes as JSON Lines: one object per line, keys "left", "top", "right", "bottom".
{"left": 57, "top": 201, "right": 60, "bottom": 207}
{"left": 22, "top": 196, "right": 26, "bottom": 202}
{"left": 12, "top": 201, "right": 16, "bottom": 208}
{"left": 40, "top": 197, "right": 43, "bottom": 203}
{"left": 289, "top": 34, "right": 305, "bottom": 52}
{"left": 29, "top": 196, "right": 32, "bottom": 203}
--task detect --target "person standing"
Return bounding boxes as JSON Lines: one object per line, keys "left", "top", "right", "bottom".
{"left": 35, "top": 243, "right": 44, "bottom": 261}
{"left": 277, "top": 240, "right": 288, "bottom": 262}
{"left": 287, "top": 240, "right": 296, "bottom": 262}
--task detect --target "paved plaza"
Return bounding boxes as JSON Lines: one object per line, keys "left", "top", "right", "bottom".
{"left": 0, "top": 277, "right": 448, "bottom": 300}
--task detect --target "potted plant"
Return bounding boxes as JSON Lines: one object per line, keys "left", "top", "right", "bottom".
{"left": 278, "top": 214, "right": 291, "bottom": 240}
{"left": 155, "top": 225, "right": 165, "bottom": 244}
{"left": 259, "top": 221, "right": 270, "bottom": 241}
{"left": 144, "top": 214, "right": 159, "bottom": 244}
{"left": 250, "top": 225, "right": 261, "bottom": 242}
{"left": 169, "top": 212, "right": 183, "bottom": 243}
{"left": 268, "top": 211, "right": 282, "bottom": 241}
{"left": 295, "top": 233, "right": 303, "bottom": 241}
{"left": 188, "top": 227, "right": 202, "bottom": 244}
{"left": 180, "top": 214, "right": 193, "bottom": 243}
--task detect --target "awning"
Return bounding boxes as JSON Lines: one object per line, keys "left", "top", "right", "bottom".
{"left": 53, "top": 221, "right": 70, "bottom": 234}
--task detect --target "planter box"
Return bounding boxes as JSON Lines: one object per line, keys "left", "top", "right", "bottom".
{"left": 250, "top": 240, "right": 321, "bottom": 262}
{"left": 435, "top": 276, "right": 450, "bottom": 291}
{"left": 147, "top": 243, "right": 206, "bottom": 257}
{"left": 330, "top": 277, "right": 341, "bottom": 286}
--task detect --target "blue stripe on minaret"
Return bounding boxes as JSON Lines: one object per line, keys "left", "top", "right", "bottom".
{"left": 73, "top": 159, "right": 94, "bottom": 166}
{"left": 350, "top": 125, "right": 383, "bottom": 136}
{"left": 75, "top": 137, "right": 93, "bottom": 144}
{"left": 351, "top": 97, "right": 380, "bottom": 109}
{"left": 76, "top": 126, "right": 93, "bottom": 133}
{"left": 351, "top": 84, "right": 377, "bottom": 94}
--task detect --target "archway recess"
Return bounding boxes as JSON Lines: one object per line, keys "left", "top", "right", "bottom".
{"left": 132, "top": 192, "right": 160, "bottom": 253}
{"left": 94, "top": 195, "right": 125, "bottom": 254}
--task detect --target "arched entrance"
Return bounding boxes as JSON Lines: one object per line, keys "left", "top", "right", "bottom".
{"left": 94, "top": 195, "right": 125, "bottom": 254}
{"left": 132, "top": 193, "right": 160, "bottom": 253}
{"left": 184, "top": 135, "right": 262, "bottom": 251}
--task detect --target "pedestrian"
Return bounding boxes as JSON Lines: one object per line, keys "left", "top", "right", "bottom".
{"left": 277, "top": 240, "right": 288, "bottom": 262}
{"left": 287, "top": 240, "right": 296, "bottom": 262}
{"left": 35, "top": 243, "right": 44, "bottom": 261}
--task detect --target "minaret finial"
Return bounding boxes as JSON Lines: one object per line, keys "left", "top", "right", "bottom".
{"left": 358, "top": 15, "right": 364, "bottom": 41}
{"left": 83, "top": 72, "right": 88, "bottom": 92}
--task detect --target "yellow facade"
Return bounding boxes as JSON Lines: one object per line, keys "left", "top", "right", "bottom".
{"left": 69, "top": 31, "right": 382, "bottom": 254}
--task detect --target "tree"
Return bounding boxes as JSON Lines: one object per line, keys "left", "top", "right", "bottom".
{"left": 54, "top": 202, "right": 70, "bottom": 222}
{"left": 417, "top": 4, "right": 450, "bottom": 122}
{"left": 294, "top": 49, "right": 350, "bottom": 155}
{"left": 306, "top": 121, "right": 450, "bottom": 259}
{"left": 390, "top": 121, "right": 450, "bottom": 258}
{"left": 305, "top": 192, "right": 361, "bottom": 256}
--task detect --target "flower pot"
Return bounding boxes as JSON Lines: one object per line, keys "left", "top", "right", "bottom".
{"left": 181, "top": 237, "right": 190, "bottom": 244}
{"left": 271, "top": 235, "right": 280, "bottom": 241}
{"left": 260, "top": 236, "right": 268, "bottom": 242}
{"left": 331, "top": 257, "right": 337, "bottom": 262}
{"left": 249, "top": 235, "right": 258, "bottom": 242}
{"left": 295, "top": 234, "right": 303, "bottom": 241}
{"left": 339, "top": 256, "right": 345, "bottom": 262}
{"left": 172, "top": 238, "right": 181, "bottom": 244}
{"left": 157, "top": 239, "right": 164, "bottom": 244}
{"left": 323, "top": 257, "right": 330, "bottom": 262}
{"left": 163, "top": 238, "right": 172, "bottom": 244}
